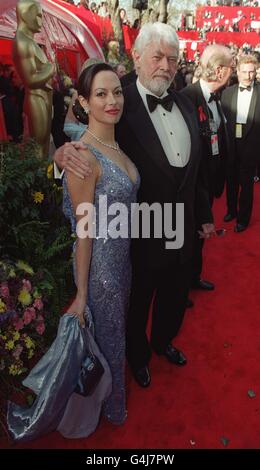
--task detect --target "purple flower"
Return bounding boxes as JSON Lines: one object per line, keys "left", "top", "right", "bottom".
{"left": 22, "top": 279, "right": 32, "bottom": 292}
{"left": 33, "top": 298, "right": 43, "bottom": 310}
{"left": 36, "top": 322, "right": 45, "bottom": 335}
{"left": 13, "top": 318, "right": 24, "bottom": 330}
{"left": 0, "top": 310, "right": 16, "bottom": 324}
{"left": 0, "top": 283, "right": 9, "bottom": 299}
{"left": 23, "top": 309, "right": 33, "bottom": 325}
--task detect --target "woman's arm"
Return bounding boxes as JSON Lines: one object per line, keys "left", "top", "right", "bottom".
{"left": 66, "top": 150, "right": 100, "bottom": 327}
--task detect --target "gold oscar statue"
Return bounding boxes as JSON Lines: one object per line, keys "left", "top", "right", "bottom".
{"left": 13, "top": 0, "right": 55, "bottom": 158}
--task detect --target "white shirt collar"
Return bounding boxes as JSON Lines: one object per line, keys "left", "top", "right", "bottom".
{"left": 199, "top": 78, "right": 215, "bottom": 103}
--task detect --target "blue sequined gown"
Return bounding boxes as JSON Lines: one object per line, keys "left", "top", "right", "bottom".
{"left": 63, "top": 145, "right": 140, "bottom": 424}
{"left": 7, "top": 145, "right": 140, "bottom": 441}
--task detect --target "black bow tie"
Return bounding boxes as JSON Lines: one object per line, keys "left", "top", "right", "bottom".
{"left": 239, "top": 86, "right": 251, "bottom": 92}
{"left": 208, "top": 92, "right": 220, "bottom": 103}
{"left": 146, "top": 93, "right": 174, "bottom": 113}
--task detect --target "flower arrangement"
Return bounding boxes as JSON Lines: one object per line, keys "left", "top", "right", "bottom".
{"left": 0, "top": 140, "right": 67, "bottom": 262}
{"left": 0, "top": 260, "right": 53, "bottom": 377}
{"left": 0, "top": 140, "right": 76, "bottom": 437}
{"left": 0, "top": 140, "right": 75, "bottom": 380}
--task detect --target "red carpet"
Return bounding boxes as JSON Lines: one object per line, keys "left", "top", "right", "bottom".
{"left": 1, "top": 184, "right": 260, "bottom": 450}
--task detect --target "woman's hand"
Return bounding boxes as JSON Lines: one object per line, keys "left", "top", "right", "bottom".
{"left": 66, "top": 295, "right": 86, "bottom": 328}
{"left": 198, "top": 223, "right": 216, "bottom": 239}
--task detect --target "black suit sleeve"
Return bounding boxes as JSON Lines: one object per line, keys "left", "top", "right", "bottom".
{"left": 51, "top": 91, "right": 70, "bottom": 149}
{"left": 220, "top": 88, "right": 230, "bottom": 118}
{"left": 195, "top": 157, "right": 214, "bottom": 226}
{"left": 181, "top": 87, "right": 213, "bottom": 226}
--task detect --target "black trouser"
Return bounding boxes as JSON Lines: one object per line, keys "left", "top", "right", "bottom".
{"left": 126, "top": 257, "right": 191, "bottom": 371}
{"left": 226, "top": 154, "right": 255, "bottom": 226}
{"left": 255, "top": 160, "right": 260, "bottom": 178}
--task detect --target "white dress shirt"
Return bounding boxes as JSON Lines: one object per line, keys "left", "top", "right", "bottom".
{"left": 236, "top": 83, "right": 253, "bottom": 124}
{"left": 136, "top": 79, "right": 191, "bottom": 167}
{"left": 200, "top": 79, "right": 221, "bottom": 129}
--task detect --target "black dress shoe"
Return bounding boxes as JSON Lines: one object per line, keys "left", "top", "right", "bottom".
{"left": 192, "top": 279, "right": 215, "bottom": 290}
{"left": 186, "top": 298, "right": 194, "bottom": 308}
{"left": 223, "top": 213, "right": 236, "bottom": 222}
{"left": 234, "top": 223, "right": 247, "bottom": 233}
{"left": 163, "top": 344, "right": 187, "bottom": 366}
{"left": 132, "top": 366, "right": 151, "bottom": 388}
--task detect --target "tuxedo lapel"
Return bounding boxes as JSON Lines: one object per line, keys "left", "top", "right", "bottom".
{"left": 193, "top": 81, "right": 212, "bottom": 152}
{"left": 195, "top": 81, "right": 209, "bottom": 118}
{"left": 173, "top": 91, "right": 199, "bottom": 192}
{"left": 230, "top": 86, "right": 238, "bottom": 137}
{"left": 124, "top": 83, "right": 199, "bottom": 189}
{"left": 124, "top": 83, "right": 176, "bottom": 183}
{"left": 244, "top": 86, "right": 257, "bottom": 139}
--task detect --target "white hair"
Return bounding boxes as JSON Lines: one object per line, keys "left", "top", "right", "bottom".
{"left": 200, "top": 44, "right": 232, "bottom": 81}
{"left": 134, "top": 22, "right": 179, "bottom": 55}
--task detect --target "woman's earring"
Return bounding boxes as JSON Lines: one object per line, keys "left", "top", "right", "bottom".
{"left": 84, "top": 107, "right": 89, "bottom": 114}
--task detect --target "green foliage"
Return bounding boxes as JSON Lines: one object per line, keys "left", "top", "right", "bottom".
{"left": 0, "top": 139, "right": 75, "bottom": 331}
{"left": 121, "top": 53, "right": 134, "bottom": 73}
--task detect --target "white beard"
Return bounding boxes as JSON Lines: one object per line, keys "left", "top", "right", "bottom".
{"left": 145, "top": 77, "right": 172, "bottom": 96}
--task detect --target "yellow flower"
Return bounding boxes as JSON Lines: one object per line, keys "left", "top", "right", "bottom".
{"left": 16, "top": 260, "right": 34, "bottom": 275}
{"left": 6, "top": 340, "right": 15, "bottom": 350}
{"left": 25, "top": 336, "right": 35, "bottom": 349}
{"left": 28, "top": 349, "right": 34, "bottom": 359}
{"left": 33, "top": 191, "right": 44, "bottom": 204}
{"left": 0, "top": 334, "right": 7, "bottom": 340}
{"left": 0, "top": 299, "right": 6, "bottom": 313}
{"left": 13, "top": 331, "right": 20, "bottom": 341}
{"left": 47, "top": 163, "right": 54, "bottom": 179}
{"left": 9, "top": 364, "right": 23, "bottom": 376}
{"left": 18, "top": 288, "right": 32, "bottom": 306}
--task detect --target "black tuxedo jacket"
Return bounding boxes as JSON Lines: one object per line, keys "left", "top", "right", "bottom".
{"left": 182, "top": 80, "right": 228, "bottom": 198}
{"left": 221, "top": 82, "right": 260, "bottom": 168}
{"left": 116, "top": 81, "right": 212, "bottom": 269}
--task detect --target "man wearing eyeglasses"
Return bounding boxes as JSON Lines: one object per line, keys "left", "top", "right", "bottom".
{"left": 182, "top": 44, "right": 233, "bottom": 292}
{"left": 221, "top": 54, "right": 260, "bottom": 233}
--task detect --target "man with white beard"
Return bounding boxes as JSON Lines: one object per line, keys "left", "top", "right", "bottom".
{"left": 55, "top": 23, "right": 214, "bottom": 388}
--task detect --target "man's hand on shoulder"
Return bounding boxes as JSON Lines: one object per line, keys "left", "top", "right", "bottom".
{"left": 53, "top": 141, "right": 93, "bottom": 180}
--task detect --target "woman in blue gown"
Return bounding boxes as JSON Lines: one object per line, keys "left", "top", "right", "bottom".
{"left": 7, "top": 63, "right": 140, "bottom": 441}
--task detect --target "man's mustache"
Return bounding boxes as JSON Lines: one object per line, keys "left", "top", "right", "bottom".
{"left": 153, "top": 75, "right": 171, "bottom": 81}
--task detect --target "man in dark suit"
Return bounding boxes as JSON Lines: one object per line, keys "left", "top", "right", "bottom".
{"left": 54, "top": 23, "right": 214, "bottom": 388}
{"left": 221, "top": 54, "right": 260, "bottom": 232}
{"left": 182, "top": 44, "right": 233, "bottom": 291}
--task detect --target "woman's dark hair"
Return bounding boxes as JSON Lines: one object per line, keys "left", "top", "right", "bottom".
{"left": 73, "top": 62, "right": 115, "bottom": 124}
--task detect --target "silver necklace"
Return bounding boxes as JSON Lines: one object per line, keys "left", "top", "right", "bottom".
{"left": 87, "top": 128, "right": 121, "bottom": 153}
